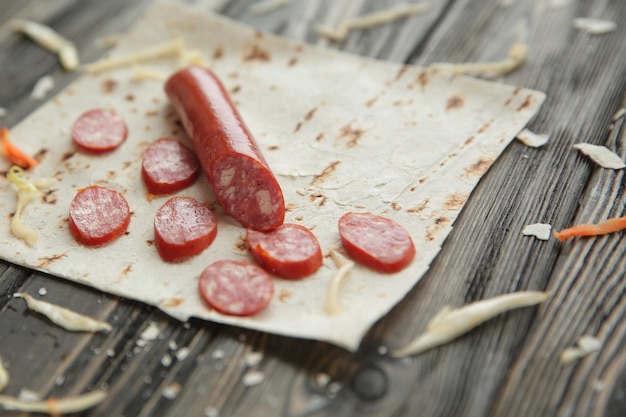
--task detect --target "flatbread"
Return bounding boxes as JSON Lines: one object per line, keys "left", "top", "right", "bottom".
{"left": 1, "top": 1, "right": 545, "bottom": 351}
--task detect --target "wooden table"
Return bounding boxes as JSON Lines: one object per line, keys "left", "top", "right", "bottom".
{"left": 1, "top": 0, "right": 625, "bottom": 416}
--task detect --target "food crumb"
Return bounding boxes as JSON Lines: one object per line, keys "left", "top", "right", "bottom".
{"left": 204, "top": 406, "right": 220, "bottom": 417}
{"left": 244, "top": 351, "right": 263, "bottom": 367}
{"left": 315, "top": 373, "right": 331, "bottom": 387}
{"left": 106, "top": 348, "right": 115, "bottom": 357}
{"left": 30, "top": 75, "right": 55, "bottom": 100}
{"left": 54, "top": 374, "right": 65, "bottom": 386}
{"left": 211, "top": 349, "right": 225, "bottom": 360}
{"left": 516, "top": 129, "right": 549, "bottom": 148}
{"left": 162, "top": 382, "right": 182, "bottom": 400}
{"left": 175, "top": 347, "right": 190, "bottom": 361}
{"left": 161, "top": 353, "right": 173, "bottom": 367}
{"left": 573, "top": 18, "right": 617, "bottom": 35}
{"left": 0, "top": 107, "right": 6, "bottom": 118}
{"left": 168, "top": 341, "right": 178, "bottom": 351}
{"left": 38, "top": 287, "right": 47, "bottom": 296}
{"left": 377, "top": 345, "right": 389, "bottom": 355}
{"left": 522, "top": 223, "right": 552, "bottom": 240}
{"left": 139, "top": 321, "right": 161, "bottom": 341}
{"left": 18, "top": 388, "right": 41, "bottom": 402}
{"left": 242, "top": 370, "right": 265, "bottom": 387}
{"left": 327, "top": 381, "right": 343, "bottom": 398}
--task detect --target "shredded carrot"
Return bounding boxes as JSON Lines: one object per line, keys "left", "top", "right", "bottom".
{"left": 1, "top": 127, "right": 38, "bottom": 169}
{"left": 553, "top": 216, "right": 626, "bottom": 241}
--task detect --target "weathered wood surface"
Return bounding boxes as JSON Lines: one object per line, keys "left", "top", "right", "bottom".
{"left": 0, "top": 0, "right": 625, "bottom": 416}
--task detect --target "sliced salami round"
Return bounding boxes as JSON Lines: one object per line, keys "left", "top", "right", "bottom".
{"left": 69, "top": 186, "right": 130, "bottom": 247}
{"left": 142, "top": 138, "right": 200, "bottom": 195}
{"left": 338, "top": 212, "right": 416, "bottom": 274}
{"left": 198, "top": 260, "right": 274, "bottom": 317}
{"left": 71, "top": 108, "right": 128, "bottom": 153}
{"left": 246, "top": 223, "right": 322, "bottom": 280}
{"left": 154, "top": 196, "right": 217, "bottom": 262}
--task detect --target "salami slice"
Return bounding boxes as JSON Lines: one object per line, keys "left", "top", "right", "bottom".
{"left": 71, "top": 108, "right": 128, "bottom": 153}
{"left": 198, "top": 260, "right": 274, "bottom": 316}
{"left": 338, "top": 212, "right": 416, "bottom": 273}
{"left": 154, "top": 196, "right": 217, "bottom": 262}
{"left": 68, "top": 186, "right": 130, "bottom": 247}
{"left": 142, "top": 138, "right": 200, "bottom": 195}
{"left": 165, "top": 66, "right": 285, "bottom": 231}
{"left": 246, "top": 223, "right": 323, "bottom": 280}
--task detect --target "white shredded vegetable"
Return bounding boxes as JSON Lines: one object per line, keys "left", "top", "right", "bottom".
{"left": 131, "top": 65, "right": 167, "bottom": 81}
{"left": 6, "top": 166, "right": 49, "bottom": 246}
{"left": 314, "top": 2, "right": 430, "bottom": 42}
{"left": 429, "top": 42, "right": 528, "bottom": 76}
{"left": 30, "top": 75, "right": 55, "bottom": 101}
{"left": 391, "top": 291, "right": 550, "bottom": 357}
{"left": 516, "top": 129, "right": 550, "bottom": 148}
{"left": 0, "top": 390, "right": 106, "bottom": 414}
{"left": 248, "top": 0, "right": 291, "bottom": 15}
{"left": 0, "top": 356, "right": 8, "bottom": 393}
{"left": 573, "top": 18, "right": 618, "bottom": 35}
{"left": 14, "top": 293, "right": 112, "bottom": 333}
{"left": 83, "top": 37, "right": 184, "bottom": 74}
{"left": 324, "top": 251, "right": 354, "bottom": 316}
{"left": 560, "top": 334, "right": 602, "bottom": 365}
{"left": 573, "top": 143, "right": 626, "bottom": 169}
{"left": 11, "top": 19, "right": 79, "bottom": 71}
{"left": 522, "top": 223, "right": 552, "bottom": 240}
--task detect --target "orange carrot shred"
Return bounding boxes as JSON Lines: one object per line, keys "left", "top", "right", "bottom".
{"left": 553, "top": 216, "right": 626, "bottom": 241}
{"left": 1, "top": 127, "right": 39, "bottom": 169}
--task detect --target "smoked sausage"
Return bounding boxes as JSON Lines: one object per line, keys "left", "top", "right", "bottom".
{"left": 165, "top": 66, "right": 285, "bottom": 231}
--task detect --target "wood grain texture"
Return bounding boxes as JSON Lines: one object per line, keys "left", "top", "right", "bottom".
{"left": 0, "top": 0, "right": 624, "bottom": 416}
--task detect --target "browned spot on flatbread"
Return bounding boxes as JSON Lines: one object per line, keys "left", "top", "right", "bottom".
{"left": 286, "top": 203, "right": 299, "bottom": 212}
{"left": 146, "top": 239, "right": 155, "bottom": 246}
{"left": 407, "top": 198, "right": 429, "bottom": 214}
{"left": 101, "top": 78, "right": 118, "bottom": 94}
{"left": 293, "top": 105, "right": 321, "bottom": 133}
{"left": 394, "top": 64, "right": 409, "bottom": 81}
{"left": 337, "top": 121, "right": 365, "bottom": 148}
{"left": 315, "top": 133, "right": 325, "bottom": 142}
{"left": 446, "top": 95, "right": 464, "bottom": 111}
{"left": 477, "top": 120, "right": 493, "bottom": 134}
{"left": 390, "top": 202, "right": 401, "bottom": 210}
{"left": 464, "top": 136, "right": 475, "bottom": 147}
{"left": 37, "top": 253, "right": 67, "bottom": 268}
{"left": 33, "top": 148, "right": 48, "bottom": 163}
{"left": 418, "top": 71, "right": 429, "bottom": 86}
{"left": 312, "top": 161, "right": 340, "bottom": 186}
{"left": 145, "top": 110, "right": 159, "bottom": 117}
{"left": 444, "top": 192, "right": 469, "bottom": 211}
{"left": 295, "top": 44, "right": 304, "bottom": 52}
{"left": 122, "top": 264, "right": 133, "bottom": 276}
{"left": 121, "top": 161, "right": 132, "bottom": 170}
{"left": 161, "top": 297, "right": 184, "bottom": 308}
{"left": 41, "top": 189, "right": 57, "bottom": 205}
{"left": 231, "top": 85, "right": 241, "bottom": 94}
{"left": 309, "top": 193, "right": 328, "bottom": 208}
{"left": 235, "top": 236, "right": 248, "bottom": 252}
{"left": 365, "top": 95, "right": 380, "bottom": 108}
{"left": 463, "top": 158, "right": 493, "bottom": 178}
{"left": 517, "top": 94, "right": 533, "bottom": 112}
{"left": 244, "top": 44, "right": 271, "bottom": 62}
{"left": 125, "top": 94, "right": 135, "bottom": 102}
{"left": 279, "top": 289, "right": 293, "bottom": 302}
{"left": 213, "top": 46, "right": 224, "bottom": 59}
{"left": 504, "top": 87, "right": 522, "bottom": 106}
{"left": 287, "top": 57, "right": 298, "bottom": 67}
{"left": 267, "top": 145, "right": 279, "bottom": 151}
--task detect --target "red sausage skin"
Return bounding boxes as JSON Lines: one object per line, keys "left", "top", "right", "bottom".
{"left": 154, "top": 196, "right": 217, "bottom": 262}
{"left": 165, "top": 66, "right": 285, "bottom": 231}
{"left": 338, "top": 212, "right": 416, "bottom": 274}
{"left": 69, "top": 186, "right": 130, "bottom": 247}
{"left": 246, "top": 224, "right": 323, "bottom": 280}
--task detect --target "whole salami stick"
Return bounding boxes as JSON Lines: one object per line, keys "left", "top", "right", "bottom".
{"left": 165, "top": 66, "right": 285, "bottom": 231}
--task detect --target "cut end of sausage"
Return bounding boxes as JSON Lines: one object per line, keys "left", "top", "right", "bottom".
{"left": 68, "top": 186, "right": 130, "bottom": 247}
{"left": 247, "top": 223, "right": 323, "bottom": 280}
{"left": 154, "top": 196, "right": 217, "bottom": 262}
{"left": 142, "top": 138, "right": 200, "bottom": 195}
{"left": 71, "top": 108, "right": 128, "bottom": 153}
{"left": 198, "top": 260, "right": 274, "bottom": 317}
{"left": 211, "top": 155, "right": 285, "bottom": 231}
{"left": 338, "top": 212, "right": 416, "bottom": 274}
